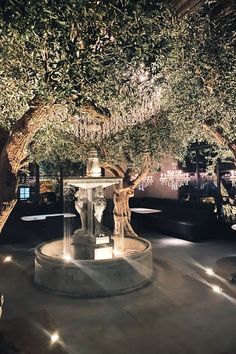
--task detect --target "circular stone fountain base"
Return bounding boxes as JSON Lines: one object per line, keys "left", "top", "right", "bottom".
{"left": 34, "top": 237, "right": 153, "bottom": 297}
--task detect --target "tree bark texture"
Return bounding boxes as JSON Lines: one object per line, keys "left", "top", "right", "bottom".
{"left": 104, "top": 154, "right": 151, "bottom": 238}
{"left": 0, "top": 99, "right": 56, "bottom": 233}
{"left": 0, "top": 97, "right": 112, "bottom": 234}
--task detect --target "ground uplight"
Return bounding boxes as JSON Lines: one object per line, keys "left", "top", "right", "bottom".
{"left": 50, "top": 332, "right": 59, "bottom": 344}
{"left": 206, "top": 268, "right": 215, "bottom": 276}
{"left": 3, "top": 255, "right": 12, "bottom": 263}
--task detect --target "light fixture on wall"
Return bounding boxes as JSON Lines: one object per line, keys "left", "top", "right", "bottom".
{"left": 131, "top": 174, "right": 154, "bottom": 191}
{"left": 160, "top": 170, "right": 190, "bottom": 190}
{"left": 160, "top": 170, "right": 213, "bottom": 190}
{"left": 138, "top": 175, "right": 153, "bottom": 191}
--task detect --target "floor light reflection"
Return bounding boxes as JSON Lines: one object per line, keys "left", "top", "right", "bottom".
{"left": 212, "top": 284, "right": 222, "bottom": 293}
{"left": 3, "top": 255, "right": 12, "bottom": 263}
{"left": 158, "top": 237, "right": 192, "bottom": 247}
{"left": 206, "top": 268, "right": 215, "bottom": 276}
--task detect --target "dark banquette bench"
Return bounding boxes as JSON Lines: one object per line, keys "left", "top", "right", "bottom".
{"left": 129, "top": 198, "right": 217, "bottom": 242}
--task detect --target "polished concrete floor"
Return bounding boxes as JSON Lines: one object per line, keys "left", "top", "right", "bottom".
{"left": 1, "top": 233, "right": 236, "bottom": 354}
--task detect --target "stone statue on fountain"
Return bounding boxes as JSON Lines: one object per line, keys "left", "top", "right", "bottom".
{"left": 73, "top": 189, "right": 87, "bottom": 237}
{"left": 93, "top": 187, "right": 107, "bottom": 236}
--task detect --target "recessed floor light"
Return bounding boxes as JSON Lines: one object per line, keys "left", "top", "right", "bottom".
{"left": 206, "top": 268, "right": 214, "bottom": 276}
{"left": 63, "top": 254, "right": 72, "bottom": 262}
{"left": 212, "top": 285, "right": 222, "bottom": 293}
{"left": 51, "top": 332, "right": 59, "bottom": 344}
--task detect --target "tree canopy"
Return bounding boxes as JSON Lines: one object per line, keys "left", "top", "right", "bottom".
{"left": 0, "top": 0, "right": 235, "bottom": 233}
{"left": 0, "top": 0, "right": 175, "bottom": 131}
{"left": 161, "top": 3, "right": 236, "bottom": 161}
{"left": 0, "top": 0, "right": 234, "bottom": 170}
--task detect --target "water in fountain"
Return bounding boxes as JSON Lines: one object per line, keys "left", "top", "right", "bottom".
{"left": 63, "top": 185, "right": 75, "bottom": 260}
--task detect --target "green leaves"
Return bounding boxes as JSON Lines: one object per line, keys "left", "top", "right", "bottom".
{"left": 161, "top": 4, "right": 236, "bottom": 159}
{"left": 1, "top": 0, "right": 235, "bottom": 172}
{"left": 0, "top": 0, "right": 173, "bottom": 108}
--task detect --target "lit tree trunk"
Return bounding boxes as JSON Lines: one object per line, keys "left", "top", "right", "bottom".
{"left": 104, "top": 154, "right": 151, "bottom": 238}
{"left": 0, "top": 98, "right": 56, "bottom": 233}
{"left": 113, "top": 187, "right": 136, "bottom": 237}
{"left": 0, "top": 99, "right": 110, "bottom": 234}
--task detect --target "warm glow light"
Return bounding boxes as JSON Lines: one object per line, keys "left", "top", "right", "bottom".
{"left": 63, "top": 254, "right": 72, "bottom": 262}
{"left": 3, "top": 256, "right": 12, "bottom": 263}
{"left": 158, "top": 237, "right": 192, "bottom": 247}
{"left": 50, "top": 332, "right": 59, "bottom": 344}
{"left": 160, "top": 169, "right": 213, "bottom": 191}
{"left": 113, "top": 249, "right": 124, "bottom": 257}
{"left": 94, "top": 247, "right": 113, "bottom": 260}
{"left": 206, "top": 268, "right": 215, "bottom": 276}
{"left": 212, "top": 285, "right": 222, "bottom": 293}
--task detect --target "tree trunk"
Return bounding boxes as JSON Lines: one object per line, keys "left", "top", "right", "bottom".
{"left": 0, "top": 97, "right": 111, "bottom": 234}
{"left": 113, "top": 187, "right": 138, "bottom": 238}
{"left": 104, "top": 154, "right": 151, "bottom": 238}
{"left": 0, "top": 98, "right": 56, "bottom": 233}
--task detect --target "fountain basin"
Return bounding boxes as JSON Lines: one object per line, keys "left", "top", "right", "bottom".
{"left": 34, "top": 237, "right": 153, "bottom": 297}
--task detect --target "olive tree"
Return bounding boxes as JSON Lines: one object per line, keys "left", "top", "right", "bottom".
{"left": 0, "top": 0, "right": 175, "bottom": 232}
{"left": 161, "top": 3, "right": 236, "bottom": 162}
{"left": 31, "top": 112, "right": 188, "bottom": 237}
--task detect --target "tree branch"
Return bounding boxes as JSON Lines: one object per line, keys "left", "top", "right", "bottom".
{"left": 130, "top": 154, "right": 151, "bottom": 189}
{"left": 203, "top": 122, "right": 236, "bottom": 160}
{"left": 102, "top": 162, "right": 124, "bottom": 177}
{"left": 0, "top": 98, "right": 57, "bottom": 175}
{"left": 0, "top": 200, "right": 17, "bottom": 234}
{"left": 79, "top": 99, "right": 111, "bottom": 121}
{"left": 0, "top": 98, "right": 57, "bottom": 232}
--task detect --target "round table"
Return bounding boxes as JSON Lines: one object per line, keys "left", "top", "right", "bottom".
{"left": 21, "top": 213, "right": 76, "bottom": 221}
{"left": 231, "top": 224, "right": 236, "bottom": 231}
{"left": 130, "top": 208, "right": 162, "bottom": 232}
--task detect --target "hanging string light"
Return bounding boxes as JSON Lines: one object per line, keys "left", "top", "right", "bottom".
{"left": 160, "top": 170, "right": 214, "bottom": 190}
{"left": 160, "top": 170, "right": 190, "bottom": 190}
{"left": 74, "top": 78, "right": 162, "bottom": 143}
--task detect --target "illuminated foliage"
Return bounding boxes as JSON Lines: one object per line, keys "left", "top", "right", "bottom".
{"left": 0, "top": 0, "right": 235, "bottom": 233}
{"left": 161, "top": 4, "right": 236, "bottom": 160}
{"left": 0, "top": 0, "right": 174, "bottom": 130}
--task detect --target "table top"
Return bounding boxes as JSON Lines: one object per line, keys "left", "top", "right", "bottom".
{"left": 231, "top": 224, "right": 236, "bottom": 231}
{"left": 21, "top": 213, "right": 76, "bottom": 221}
{"left": 130, "top": 208, "right": 162, "bottom": 214}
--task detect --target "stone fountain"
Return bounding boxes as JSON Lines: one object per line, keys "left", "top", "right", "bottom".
{"left": 34, "top": 149, "right": 153, "bottom": 297}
